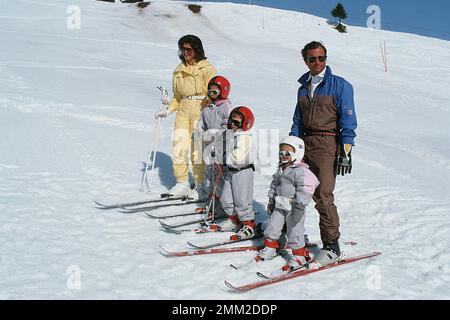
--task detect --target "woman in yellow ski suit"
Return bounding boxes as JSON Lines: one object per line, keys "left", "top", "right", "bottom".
{"left": 156, "top": 35, "right": 217, "bottom": 196}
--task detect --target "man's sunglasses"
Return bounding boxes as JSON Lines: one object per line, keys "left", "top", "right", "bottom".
{"left": 307, "top": 56, "right": 327, "bottom": 63}
{"left": 208, "top": 89, "right": 221, "bottom": 96}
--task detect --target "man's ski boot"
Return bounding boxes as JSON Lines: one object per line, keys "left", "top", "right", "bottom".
{"left": 308, "top": 240, "right": 341, "bottom": 269}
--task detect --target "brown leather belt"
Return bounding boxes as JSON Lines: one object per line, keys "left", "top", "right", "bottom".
{"left": 303, "top": 129, "right": 337, "bottom": 137}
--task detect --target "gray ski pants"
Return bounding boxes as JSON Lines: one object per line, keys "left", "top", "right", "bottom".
{"left": 220, "top": 167, "right": 255, "bottom": 222}
{"left": 264, "top": 204, "right": 306, "bottom": 249}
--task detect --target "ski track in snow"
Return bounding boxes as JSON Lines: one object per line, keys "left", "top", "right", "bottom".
{"left": 0, "top": 0, "right": 449, "bottom": 299}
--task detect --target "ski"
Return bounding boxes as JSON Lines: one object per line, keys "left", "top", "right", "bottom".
{"left": 187, "top": 233, "right": 264, "bottom": 250}
{"left": 159, "top": 218, "right": 210, "bottom": 229}
{"left": 159, "top": 244, "right": 264, "bottom": 257}
{"left": 161, "top": 227, "right": 209, "bottom": 235}
{"left": 224, "top": 252, "right": 381, "bottom": 292}
{"left": 93, "top": 195, "right": 189, "bottom": 210}
{"left": 145, "top": 208, "right": 206, "bottom": 219}
{"left": 160, "top": 224, "right": 221, "bottom": 234}
{"left": 229, "top": 242, "right": 319, "bottom": 271}
{"left": 119, "top": 199, "right": 203, "bottom": 212}
{"left": 159, "top": 216, "right": 228, "bottom": 232}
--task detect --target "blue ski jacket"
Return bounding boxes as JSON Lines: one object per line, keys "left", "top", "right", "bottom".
{"left": 289, "top": 66, "right": 357, "bottom": 145}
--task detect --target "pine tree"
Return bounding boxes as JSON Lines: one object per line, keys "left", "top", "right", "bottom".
{"left": 331, "top": 3, "right": 347, "bottom": 24}
{"left": 331, "top": 3, "right": 348, "bottom": 32}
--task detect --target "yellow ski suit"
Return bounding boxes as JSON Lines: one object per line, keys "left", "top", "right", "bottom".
{"left": 167, "top": 60, "right": 217, "bottom": 185}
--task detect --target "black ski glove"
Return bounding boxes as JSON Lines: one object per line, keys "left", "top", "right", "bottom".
{"left": 336, "top": 144, "right": 352, "bottom": 176}
{"left": 267, "top": 198, "right": 275, "bottom": 215}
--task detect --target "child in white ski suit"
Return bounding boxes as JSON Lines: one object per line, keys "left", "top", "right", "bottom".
{"left": 216, "top": 106, "right": 256, "bottom": 239}
{"left": 193, "top": 76, "right": 233, "bottom": 204}
{"left": 258, "top": 136, "right": 319, "bottom": 271}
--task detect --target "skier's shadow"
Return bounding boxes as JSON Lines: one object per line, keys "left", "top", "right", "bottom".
{"left": 252, "top": 200, "right": 268, "bottom": 227}
{"left": 140, "top": 151, "right": 194, "bottom": 191}
{"left": 140, "top": 151, "right": 175, "bottom": 191}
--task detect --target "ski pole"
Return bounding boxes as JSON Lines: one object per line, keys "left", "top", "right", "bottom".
{"left": 208, "top": 144, "right": 223, "bottom": 224}
{"left": 140, "top": 86, "right": 168, "bottom": 193}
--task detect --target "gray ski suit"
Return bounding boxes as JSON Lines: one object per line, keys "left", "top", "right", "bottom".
{"left": 264, "top": 162, "right": 319, "bottom": 249}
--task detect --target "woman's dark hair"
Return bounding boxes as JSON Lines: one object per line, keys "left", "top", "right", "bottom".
{"left": 178, "top": 34, "right": 207, "bottom": 63}
{"left": 301, "top": 41, "right": 327, "bottom": 60}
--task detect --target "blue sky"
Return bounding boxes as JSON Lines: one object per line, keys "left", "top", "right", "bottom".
{"left": 187, "top": 0, "right": 450, "bottom": 41}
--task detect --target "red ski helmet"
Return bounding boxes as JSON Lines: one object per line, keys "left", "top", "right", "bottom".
{"left": 228, "top": 106, "right": 255, "bottom": 131}
{"left": 208, "top": 75, "right": 231, "bottom": 99}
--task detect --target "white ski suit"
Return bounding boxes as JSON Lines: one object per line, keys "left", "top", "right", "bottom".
{"left": 220, "top": 128, "right": 256, "bottom": 222}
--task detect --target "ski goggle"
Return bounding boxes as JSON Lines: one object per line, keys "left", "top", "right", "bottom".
{"left": 307, "top": 56, "right": 327, "bottom": 63}
{"left": 229, "top": 119, "right": 242, "bottom": 128}
{"left": 279, "top": 151, "right": 294, "bottom": 157}
{"left": 208, "top": 89, "right": 221, "bottom": 96}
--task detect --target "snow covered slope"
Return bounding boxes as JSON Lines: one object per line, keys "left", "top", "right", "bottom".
{"left": 1, "top": 0, "right": 449, "bottom": 299}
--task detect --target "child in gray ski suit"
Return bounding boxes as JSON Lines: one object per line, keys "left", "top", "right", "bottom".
{"left": 215, "top": 106, "right": 256, "bottom": 240}
{"left": 257, "top": 136, "right": 319, "bottom": 272}
{"left": 192, "top": 76, "right": 233, "bottom": 204}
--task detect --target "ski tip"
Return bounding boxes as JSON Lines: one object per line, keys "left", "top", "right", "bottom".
{"left": 93, "top": 200, "right": 113, "bottom": 209}
{"left": 186, "top": 241, "right": 198, "bottom": 248}
{"left": 159, "top": 222, "right": 182, "bottom": 234}
{"left": 158, "top": 245, "right": 174, "bottom": 257}
{"left": 229, "top": 264, "right": 239, "bottom": 270}
{"left": 161, "top": 228, "right": 182, "bottom": 235}
{"left": 372, "top": 251, "right": 382, "bottom": 257}
{"left": 256, "top": 271, "right": 270, "bottom": 279}
{"left": 186, "top": 241, "right": 205, "bottom": 249}
{"left": 144, "top": 211, "right": 157, "bottom": 219}
{"left": 159, "top": 220, "right": 171, "bottom": 229}
{"left": 224, "top": 280, "right": 245, "bottom": 292}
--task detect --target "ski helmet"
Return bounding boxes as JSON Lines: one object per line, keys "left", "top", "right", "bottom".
{"left": 208, "top": 76, "right": 231, "bottom": 99}
{"left": 279, "top": 136, "right": 305, "bottom": 163}
{"left": 228, "top": 106, "right": 254, "bottom": 131}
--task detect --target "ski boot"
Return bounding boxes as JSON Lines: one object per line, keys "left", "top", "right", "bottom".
{"left": 281, "top": 247, "right": 311, "bottom": 272}
{"left": 230, "top": 220, "right": 255, "bottom": 240}
{"left": 255, "top": 238, "right": 279, "bottom": 262}
{"left": 308, "top": 240, "right": 341, "bottom": 269}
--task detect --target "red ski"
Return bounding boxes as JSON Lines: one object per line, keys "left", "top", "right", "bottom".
{"left": 159, "top": 244, "right": 263, "bottom": 257}
{"left": 224, "top": 252, "right": 381, "bottom": 292}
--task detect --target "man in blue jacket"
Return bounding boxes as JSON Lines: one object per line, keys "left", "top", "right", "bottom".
{"left": 289, "top": 41, "right": 357, "bottom": 266}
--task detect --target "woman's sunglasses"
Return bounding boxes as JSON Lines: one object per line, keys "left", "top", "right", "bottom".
{"left": 181, "top": 46, "right": 194, "bottom": 53}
